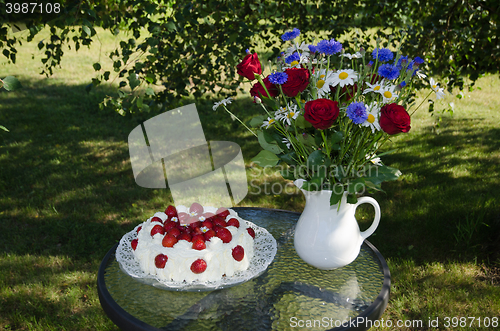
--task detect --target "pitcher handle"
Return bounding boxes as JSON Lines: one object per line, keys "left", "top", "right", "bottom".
{"left": 355, "top": 197, "right": 381, "bottom": 240}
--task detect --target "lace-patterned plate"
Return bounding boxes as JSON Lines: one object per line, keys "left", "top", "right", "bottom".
{"left": 116, "top": 221, "right": 277, "bottom": 291}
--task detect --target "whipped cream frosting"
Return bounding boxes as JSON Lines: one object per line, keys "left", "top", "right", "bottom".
{"left": 133, "top": 206, "right": 255, "bottom": 283}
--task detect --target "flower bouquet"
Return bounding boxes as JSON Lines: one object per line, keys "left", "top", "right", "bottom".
{"left": 216, "top": 28, "right": 444, "bottom": 206}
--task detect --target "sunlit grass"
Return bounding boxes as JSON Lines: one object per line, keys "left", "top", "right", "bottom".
{"left": 1, "top": 25, "right": 500, "bottom": 330}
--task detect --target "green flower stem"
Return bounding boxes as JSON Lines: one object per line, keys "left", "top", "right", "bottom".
{"left": 320, "top": 129, "right": 330, "bottom": 157}
{"left": 258, "top": 101, "right": 274, "bottom": 120}
{"left": 255, "top": 74, "right": 272, "bottom": 99}
{"left": 222, "top": 105, "right": 258, "bottom": 138}
{"left": 411, "top": 90, "right": 433, "bottom": 115}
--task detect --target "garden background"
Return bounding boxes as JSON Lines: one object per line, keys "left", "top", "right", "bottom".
{"left": 1, "top": 1, "right": 499, "bottom": 330}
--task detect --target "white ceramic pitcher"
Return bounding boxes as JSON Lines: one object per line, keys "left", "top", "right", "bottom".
{"left": 293, "top": 179, "right": 381, "bottom": 270}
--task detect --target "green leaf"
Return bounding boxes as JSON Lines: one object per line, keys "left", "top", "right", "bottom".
{"left": 145, "top": 87, "right": 155, "bottom": 96}
{"left": 295, "top": 114, "right": 312, "bottom": 129}
{"left": 249, "top": 115, "right": 266, "bottom": 128}
{"left": 251, "top": 150, "right": 280, "bottom": 168}
{"left": 128, "top": 73, "right": 140, "bottom": 90}
{"left": 330, "top": 131, "right": 343, "bottom": 144}
{"left": 297, "top": 133, "right": 317, "bottom": 147}
{"left": 0, "top": 125, "right": 9, "bottom": 132}
{"left": 279, "top": 152, "right": 297, "bottom": 165}
{"left": 347, "top": 178, "right": 365, "bottom": 194}
{"left": 1, "top": 76, "right": 22, "bottom": 91}
{"left": 301, "top": 177, "right": 323, "bottom": 191}
{"left": 307, "top": 150, "right": 326, "bottom": 166}
{"left": 364, "top": 165, "right": 401, "bottom": 185}
{"left": 330, "top": 184, "right": 344, "bottom": 205}
{"left": 347, "top": 193, "right": 357, "bottom": 204}
{"left": 258, "top": 130, "right": 283, "bottom": 154}
{"left": 82, "top": 25, "right": 91, "bottom": 36}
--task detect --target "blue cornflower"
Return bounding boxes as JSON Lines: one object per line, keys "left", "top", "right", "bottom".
{"left": 414, "top": 56, "right": 424, "bottom": 65}
{"left": 308, "top": 44, "right": 318, "bottom": 53}
{"left": 378, "top": 64, "right": 400, "bottom": 80}
{"left": 372, "top": 48, "right": 394, "bottom": 62}
{"left": 398, "top": 81, "right": 407, "bottom": 88}
{"left": 367, "top": 60, "right": 374, "bottom": 67}
{"left": 281, "top": 28, "right": 301, "bottom": 41}
{"left": 269, "top": 72, "right": 288, "bottom": 85}
{"left": 316, "top": 39, "right": 343, "bottom": 55}
{"left": 346, "top": 102, "right": 368, "bottom": 125}
{"left": 285, "top": 52, "right": 301, "bottom": 64}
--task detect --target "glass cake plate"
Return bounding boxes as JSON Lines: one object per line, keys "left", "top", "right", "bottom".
{"left": 116, "top": 221, "right": 277, "bottom": 291}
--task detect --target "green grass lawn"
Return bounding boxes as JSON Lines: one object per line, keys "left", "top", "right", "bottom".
{"left": 1, "top": 27, "right": 499, "bottom": 330}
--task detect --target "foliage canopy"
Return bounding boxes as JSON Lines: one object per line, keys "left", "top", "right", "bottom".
{"left": 1, "top": 0, "right": 498, "bottom": 116}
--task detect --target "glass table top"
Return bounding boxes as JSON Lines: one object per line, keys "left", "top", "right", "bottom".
{"left": 98, "top": 207, "right": 390, "bottom": 331}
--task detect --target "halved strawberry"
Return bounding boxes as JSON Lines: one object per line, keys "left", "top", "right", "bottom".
{"left": 201, "top": 219, "right": 213, "bottom": 229}
{"left": 232, "top": 245, "right": 244, "bottom": 261}
{"left": 131, "top": 239, "right": 138, "bottom": 250}
{"left": 190, "top": 259, "right": 207, "bottom": 274}
{"left": 204, "top": 229, "right": 216, "bottom": 241}
{"left": 151, "top": 216, "right": 163, "bottom": 224}
{"left": 191, "top": 234, "right": 205, "bottom": 243}
{"left": 165, "top": 205, "right": 178, "bottom": 219}
{"left": 189, "top": 220, "right": 202, "bottom": 229}
{"left": 202, "top": 212, "right": 215, "bottom": 219}
{"left": 192, "top": 239, "right": 206, "bottom": 250}
{"left": 162, "top": 234, "right": 178, "bottom": 247}
{"left": 167, "top": 227, "right": 181, "bottom": 238}
{"left": 163, "top": 220, "right": 176, "bottom": 232}
{"left": 154, "top": 254, "right": 168, "bottom": 268}
{"left": 227, "top": 218, "right": 240, "bottom": 228}
{"left": 216, "top": 228, "right": 232, "bottom": 243}
{"left": 216, "top": 207, "right": 230, "bottom": 218}
{"left": 150, "top": 224, "right": 165, "bottom": 237}
{"left": 178, "top": 232, "right": 192, "bottom": 242}
{"left": 212, "top": 217, "right": 227, "bottom": 228}
{"left": 246, "top": 227, "right": 255, "bottom": 239}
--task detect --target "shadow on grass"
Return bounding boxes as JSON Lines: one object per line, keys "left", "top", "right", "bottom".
{"left": 366, "top": 116, "right": 500, "bottom": 266}
{"left": 1, "top": 78, "right": 499, "bottom": 328}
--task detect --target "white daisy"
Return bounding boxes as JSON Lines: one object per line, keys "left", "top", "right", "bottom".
{"left": 261, "top": 117, "right": 276, "bottom": 129}
{"left": 282, "top": 137, "right": 292, "bottom": 149}
{"left": 366, "top": 154, "right": 383, "bottom": 166}
{"left": 284, "top": 42, "right": 310, "bottom": 58}
{"left": 330, "top": 69, "right": 358, "bottom": 88}
{"left": 275, "top": 104, "right": 300, "bottom": 125}
{"left": 416, "top": 71, "right": 427, "bottom": 79}
{"left": 363, "top": 79, "right": 386, "bottom": 95}
{"left": 361, "top": 102, "right": 381, "bottom": 133}
{"left": 212, "top": 97, "right": 233, "bottom": 111}
{"left": 283, "top": 52, "right": 309, "bottom": 69}
{"left": 429, "top": 78, "right": 445, "bottom": 99}
{"left": 315, "top": 69, "right": 335, "bottom": 98}
{"left": 380, "top": 84, "right": 398, "bottom": 103}
{"left": 341, "top": 52, "right": 362, "bottom": 59}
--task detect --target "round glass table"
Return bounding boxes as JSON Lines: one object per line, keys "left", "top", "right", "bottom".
{"left": 98, "top": 208, "right": 390, "bottom": 331}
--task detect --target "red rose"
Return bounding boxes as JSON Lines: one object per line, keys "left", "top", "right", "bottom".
{"left": 236, "top": 53, "right": 262, "bottom": 81}
{"left": 250, "top": 75, "right": 279, "bottom": 100}
{"left": 379, "top": 103, "right": 411, "bottom": 135}
{"left": 281, "top": 68, "right": 310, "bottom": 97}
{"left": 304, "top": 99, "right": 340, "bottom": 130}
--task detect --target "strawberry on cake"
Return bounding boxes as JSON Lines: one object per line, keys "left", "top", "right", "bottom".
{"left": 130, "top": 203, "right": 256, "bottom": 283}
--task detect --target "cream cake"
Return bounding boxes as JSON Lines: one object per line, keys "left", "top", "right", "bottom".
{"left": 130, "top": 203, "right": 256, "bottom": 283}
